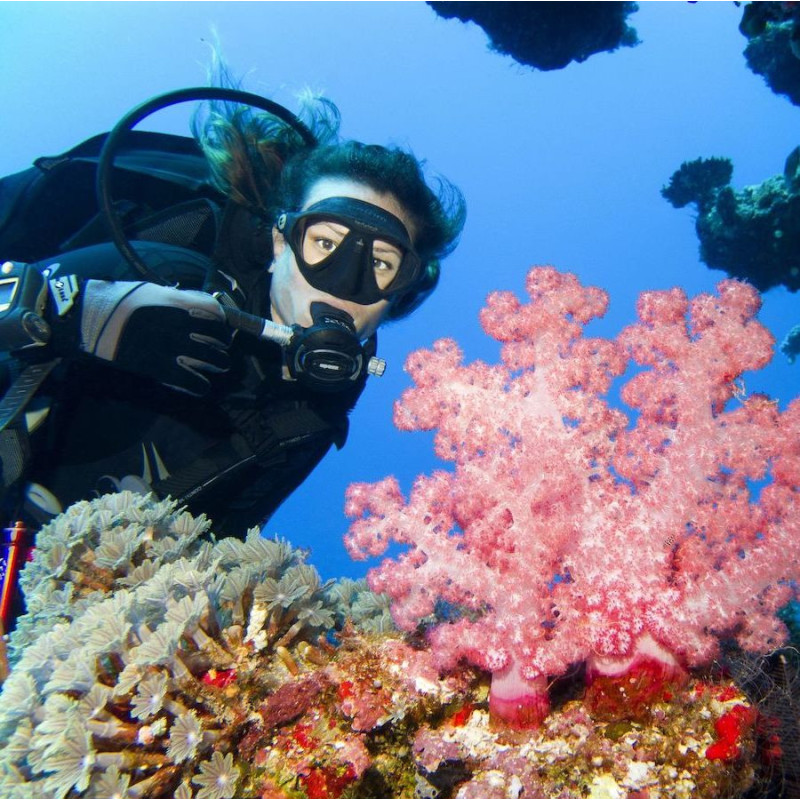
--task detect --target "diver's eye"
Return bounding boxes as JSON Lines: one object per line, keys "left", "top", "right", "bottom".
{"left": 302, "top": 221, "right": 349, "bottom": 265}
{"left": 372, "top": 241, "right": 403, "bottom": 290}
{"left": 373, "top": 257, "right": 400, "bottom": 288}
{"left": 314, "top": 236, "right": 337, "bottom": 253}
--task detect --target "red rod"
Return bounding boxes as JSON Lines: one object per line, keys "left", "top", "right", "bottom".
{"left": 0, "top": 521, "right": 26, "bottom": 629}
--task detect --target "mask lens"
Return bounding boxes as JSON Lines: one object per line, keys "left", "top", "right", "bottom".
{"left": 301, "top": 219, "right": 409, "bottom": 291}
{"left": 301, "top": 220, "right": 351, "bottom": 266}
{"left": 372, "top": 239, "right": 404, "bottom": 291}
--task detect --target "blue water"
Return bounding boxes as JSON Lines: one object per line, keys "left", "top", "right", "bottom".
{"left": 1, "top": 2, "right": 796, "bottom": 578}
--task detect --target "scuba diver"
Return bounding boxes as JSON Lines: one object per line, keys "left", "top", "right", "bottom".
{"left": 0, "top": 83, "right": 465, "bottom": 626}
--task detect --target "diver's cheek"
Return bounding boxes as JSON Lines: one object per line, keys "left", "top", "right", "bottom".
{"left": 273, "top": 290, "right": 315, "bottom": 328}
{"left": 346, "top": 299, "right": 391, "bottom": 339}
{"left": 269, "top": 257, "right": 316, "bottom": 328}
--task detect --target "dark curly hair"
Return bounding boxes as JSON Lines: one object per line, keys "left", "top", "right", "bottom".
{"left": 193, "top": 71, "right": 464, "bottom": 320}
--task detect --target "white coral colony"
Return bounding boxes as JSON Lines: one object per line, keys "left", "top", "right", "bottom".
{"left": 0, "top": 492, "right": 351, "bottom": 798}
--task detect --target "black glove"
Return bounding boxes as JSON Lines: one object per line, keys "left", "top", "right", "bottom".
{"left": 79, "top": 280, "right": 233, "bottom": 396}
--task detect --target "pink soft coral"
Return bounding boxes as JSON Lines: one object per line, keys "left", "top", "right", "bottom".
{"left": 344, "top": 267, "right": 800, "bottom": 728}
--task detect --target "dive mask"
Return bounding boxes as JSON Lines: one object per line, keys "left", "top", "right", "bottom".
{"left": 276, "top": 196, "right": 421, "bottom": 305}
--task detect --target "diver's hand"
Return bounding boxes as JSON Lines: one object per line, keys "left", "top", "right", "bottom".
{"left": 79, "top": 280, "right": 232, "bottom": 396}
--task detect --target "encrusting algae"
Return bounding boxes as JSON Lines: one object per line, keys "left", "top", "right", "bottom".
{"left": 0, "top": 493, "right": 764, "bottom": 798}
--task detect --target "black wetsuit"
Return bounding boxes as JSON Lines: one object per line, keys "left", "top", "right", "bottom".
{"left": 0, "top": 131, "right": 368, "bottom": 636}
{"left": 0, "top": 128, "right": 366, "bottom": 535}
{"left": 11, "top": 236, "right": 364, "bottom": 537}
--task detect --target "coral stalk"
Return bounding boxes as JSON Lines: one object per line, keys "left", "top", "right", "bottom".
{"left": 585, "top": 632, "right": 685, "bottom": 683}
{"left": 487, "top": 660, "right": 549, "bottom": 729}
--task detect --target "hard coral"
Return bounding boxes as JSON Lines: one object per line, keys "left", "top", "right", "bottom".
{"left": 0, "top": 492, "right": 345, "bottom": 798}
{"left": 345, "top": 266, "right": 800, "bottom": 728}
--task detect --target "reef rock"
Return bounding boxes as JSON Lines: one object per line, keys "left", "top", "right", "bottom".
{"left": 740, "top": 1, "right": 800, "bottom": 106}
{"left": 427, "top": 1, "right": 639, "bottom": 71}
{"left": 662, "top": 150, "right": 800, "bottom": 294}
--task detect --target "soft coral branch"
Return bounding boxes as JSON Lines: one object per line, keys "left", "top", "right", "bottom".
{"left": 345, "top": 266, "right": 800, "bottom": 727}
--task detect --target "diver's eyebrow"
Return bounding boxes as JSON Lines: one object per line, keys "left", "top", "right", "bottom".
{"left": 372, "top": 240, "right": 403, "bottom": 255}
{"left": 309, "top": 220, "right": 350, "bottom": 235}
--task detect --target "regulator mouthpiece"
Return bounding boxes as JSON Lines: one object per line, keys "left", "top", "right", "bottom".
{"left": 220, "top": 301, "right": 386, "bottom": 392}
{"left": 285, "top": 302, "right": 385, "bottom": 392}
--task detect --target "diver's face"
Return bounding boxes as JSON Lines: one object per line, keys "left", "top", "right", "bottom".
{"left": 269, "top": 178, "right": 416, "bottom": 339}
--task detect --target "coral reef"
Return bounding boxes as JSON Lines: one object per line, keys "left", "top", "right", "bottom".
{"left": 780, "top": 322, "right": 800, "bottom": 364}
{"left": 246, "top": 658, "right": 756, "bottom": 799}
{"left": 740, "top": 1, "right": 800, "bottom": 106}
{"left": 660, "top": 157, "right": 733, "bottom": 214}
{"left": 0, "top": 492, "right": 385, "bottom": 798}
{"left": 427, "top": 1, "right": 639, "bottom": 71}
{"left": 0, "top": 486, "right": 767, "bottom": 797}
{"left": 661, "top": 150, "right": 800, "bottom": 294}
{"left": 411, "top": 676, "right": 755, "bottom": 799}
{"left": 345, "top": 266, "right": 800, "bottom": 730}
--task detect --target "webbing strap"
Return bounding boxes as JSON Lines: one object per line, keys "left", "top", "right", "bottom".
{"left": 0, "top": 359, "right": 60, "bottom": 434}
{"left": 0, "top": 428, "right": 30, "bottom": 490}
{"left": 0, "top": 358, "right": 60, "bottom": 488}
